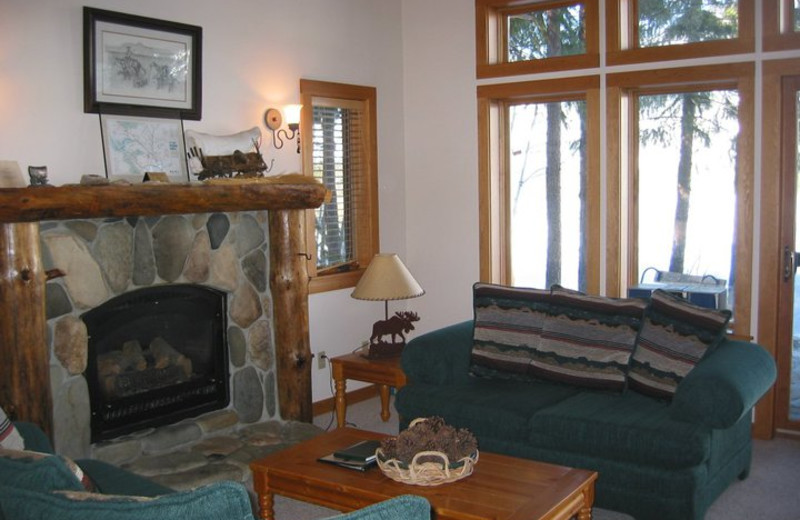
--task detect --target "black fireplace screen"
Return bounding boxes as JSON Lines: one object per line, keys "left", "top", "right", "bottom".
{"left": 82, "top": 285, "right": 229, "bottom": 442}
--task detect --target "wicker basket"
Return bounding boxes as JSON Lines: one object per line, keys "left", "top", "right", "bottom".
{"left": 376, "top": 448, "right": 479, "bottom": 486}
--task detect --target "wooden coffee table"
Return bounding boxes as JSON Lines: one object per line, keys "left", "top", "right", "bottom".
{"left": 250, "top": 427, "right": 597, "bottom": 520}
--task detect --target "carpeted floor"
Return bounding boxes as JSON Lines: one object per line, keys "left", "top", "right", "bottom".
{"left": 266, "top": 395, "right": 800, "bottom": 520}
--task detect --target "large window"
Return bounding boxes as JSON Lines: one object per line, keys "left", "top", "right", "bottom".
{"left": 478, "top": 77, "right": 600, "bottom": 292}
{"left": 606, "top": 64, "right": 754, "bottom": 330}
{"left": 508, "top": 98, "right": 589, "bottom": 290}
{"left": 300, "top": 79, "right": 379, "bottom": 293}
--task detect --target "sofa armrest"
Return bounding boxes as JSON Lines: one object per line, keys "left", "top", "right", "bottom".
{"left": 669, "top": 339, "right": 776, "bottom": 429}
{"left": 76, "top": 458, "right": 173, "bottom": 497}
{"left": 329, "top": 495, "right": 430, "bottom": 520}
{"left": 402, "top": 321, "right": 474, "bottom": 385}
{"left": 14, "top": 422, "right": 54, "bottom": 453}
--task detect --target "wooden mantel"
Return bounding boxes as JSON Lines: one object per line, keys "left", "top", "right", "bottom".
{"left": 0, "top": 180, "right": 327, "bottom": 223}
{"left": 0, "top": 180, "right": 326, "bottom": 437}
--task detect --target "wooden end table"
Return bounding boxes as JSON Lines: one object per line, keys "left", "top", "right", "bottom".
{"left": 330, "top": 352, "right": 406, "bottom": 428}
{"left": 250, "top": 427, "right": 597, "bottom": 520}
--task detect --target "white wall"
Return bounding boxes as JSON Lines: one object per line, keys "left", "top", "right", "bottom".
{"left": 0, "top": 0, "right": 423, "bottom": 403}
{"left": 401, "top": 0, "right": 480, "bottom": 332}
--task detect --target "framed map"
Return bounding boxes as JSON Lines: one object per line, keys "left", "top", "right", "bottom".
{"left": 100, "top": 114, "right": 188, "bottom": 181}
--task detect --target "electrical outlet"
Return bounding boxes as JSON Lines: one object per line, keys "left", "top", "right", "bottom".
{"left": 318, "top": 351, "right": 327, "bottom": 369}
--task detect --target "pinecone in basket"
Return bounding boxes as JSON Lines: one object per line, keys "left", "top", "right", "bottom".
{"left": 379, "top": 416, "right": 477, "bottom": 465}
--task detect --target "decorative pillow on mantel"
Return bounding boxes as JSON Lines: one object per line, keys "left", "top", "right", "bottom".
{"left": 627, "top": 289, "right": 732, "bottom": 400}
{"left": 470, "top": 282, "right": 553, "bottom": 380}
{"left": 535, "top": 286, "right": 647, "bottom": 392}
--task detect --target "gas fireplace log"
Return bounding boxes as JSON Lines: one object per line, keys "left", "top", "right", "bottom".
{"left": 269, "top": 210, "right": 312, "bottom": 422}
{"left": 0, "top": 222, "right": 53, "bottom": 438}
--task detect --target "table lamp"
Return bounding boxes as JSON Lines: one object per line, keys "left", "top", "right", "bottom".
{"left": 351, "top": 253, "right": 424, "bottom": 358}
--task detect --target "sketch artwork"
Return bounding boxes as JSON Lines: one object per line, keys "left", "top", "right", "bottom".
{"left": 95, "top": 21, "right": 192, "bottom": 110}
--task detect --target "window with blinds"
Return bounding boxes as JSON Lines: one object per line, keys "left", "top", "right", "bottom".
{"left": 300, "top": 79, "right": 379, "bottom": 293}
{"left": 312, "top": 102, "right": 362, "bottom": 271}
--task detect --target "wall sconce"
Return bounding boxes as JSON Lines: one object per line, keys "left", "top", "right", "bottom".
{"left": 264, "top": 104, "right": 301, "bottom": 153}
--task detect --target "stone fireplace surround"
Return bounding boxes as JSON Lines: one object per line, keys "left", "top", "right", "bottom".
{"left": 41, "top": 211, "right": 320, "bottom": 489}
{"left": 0, "top": 180, "right": 326, "bottom": 490}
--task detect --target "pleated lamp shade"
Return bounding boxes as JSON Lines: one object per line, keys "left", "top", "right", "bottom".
{"left": 351, "top": 253, "right": 424, "bottom": 304}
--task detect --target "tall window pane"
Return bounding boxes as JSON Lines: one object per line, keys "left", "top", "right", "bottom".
{"left": 509, "top": 100, "right": 587, "bottom": 290}
{"left": 637, "top": 89, "right": 739, "bottom": 311}
{"left": 795, "top": 0, "right": 800, "bottom": 32}
{"left": 637, "top": 0, "right": 738, "bottom": 47}
{"left": 311, "top": 104, "right": 361, "bottom": 270}
{"left": 506, "top": 2, "right": 586, "bottom": 62}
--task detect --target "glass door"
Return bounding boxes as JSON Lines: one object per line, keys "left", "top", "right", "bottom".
{"left": 776, "top": 77, "right": 800, "bottom": 432}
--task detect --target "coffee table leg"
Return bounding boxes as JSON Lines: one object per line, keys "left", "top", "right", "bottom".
{"left": 379, "top": 384, "right": 391, "bottom": 421}
{"left": 577, "top": 481, "right": 595, "bottom": 520}
{"left": 258, "top": 491, "right": 275, "bottom": 520}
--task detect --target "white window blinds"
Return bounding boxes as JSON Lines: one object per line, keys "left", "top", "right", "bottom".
{"left": 311, "top": 99, "right": 365, "bottom": 271}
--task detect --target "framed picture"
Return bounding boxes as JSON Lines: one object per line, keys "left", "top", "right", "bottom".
{"left": 100, "top": 114, "right": 189, "bottom": 181}
{"left": 84, "top": 7, "right": 202, "bottom": 120}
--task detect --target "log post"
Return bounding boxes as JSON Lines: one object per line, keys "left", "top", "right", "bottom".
{"left": 268, "top": 210, "right": 312, "bottom": 422}
{"left": 0, "top": 222, "right": 52, "bottom": 437}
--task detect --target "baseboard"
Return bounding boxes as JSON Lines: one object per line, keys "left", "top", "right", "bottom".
{"left": 312, "top": 384, "right": 380, "bottom": 418}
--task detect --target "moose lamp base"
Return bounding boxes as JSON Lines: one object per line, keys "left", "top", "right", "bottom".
{"left": 366, "top": 341, "right": 405, "bottom": 359}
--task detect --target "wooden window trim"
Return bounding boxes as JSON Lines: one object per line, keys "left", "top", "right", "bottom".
{"left": 299, "top": 79, "right": 379, "bottom": 294}
{"left": 476, "top": 0, "right": 600, "bottom": 79}
{"left": 477, "top": 75, "right": 601, "bottom": 292}
{"left": 764, "top": 0, "right": 800, "bottom": 51}
{"left": 607, "top": 0, "right": 755, "bottom": 67}
{"left": 605, "top": 64, "right": 754, "bottom": 337}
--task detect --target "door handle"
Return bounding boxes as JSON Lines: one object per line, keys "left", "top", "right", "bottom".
{"left": 784, "top": 246, "right": 800, "bottom": 281}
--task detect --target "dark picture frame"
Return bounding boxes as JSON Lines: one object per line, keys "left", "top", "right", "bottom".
{"left": 84, "top": 7, "right": 202, "bottom": 120}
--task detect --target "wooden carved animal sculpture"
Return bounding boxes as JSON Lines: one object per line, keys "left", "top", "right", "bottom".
{"left": 370, "top": 311, "right": 420, "bottom": 345}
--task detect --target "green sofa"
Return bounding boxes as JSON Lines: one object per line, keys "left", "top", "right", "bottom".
{"left": 0, "top": 422, "right": 430, "bottom": 520}
{"left": 395, "top": 284, "right": 776, "bottom": 520}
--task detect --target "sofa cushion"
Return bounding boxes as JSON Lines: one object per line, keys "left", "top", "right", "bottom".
{"left": 395, "top": 378, "right": 580, "bottom": 442}
{"left": 528, "top": 391, "right": 711, "bottom": 469}
{"left": 0, "top": 480, "right": 254, "bottom": 520}
{"left": 533, "top": 286, "right": 647, "bottom": 391}
{"left": 0, "top": 407, "right": 23, "bottom": 450}
{"left": 628, "top": 289, "right": 731, "bottom": 399}
{"left": 470, "top": 283, "right": 553, "bottom": 380}
{"left": 0, "top": 448, "right": 84, "bottom": 493}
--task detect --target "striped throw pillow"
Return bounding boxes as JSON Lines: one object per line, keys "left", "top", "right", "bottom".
{"left": 470, "top": 282, "right": 553, "bottom": 379}
{"left": 533, "top": 286, "right": 647, "bottom": 392}
{"left": 628, "top": 289, "right": 731, "bottom": 399}
{"left": 0, "top": 406, "right": 24, "bottom": 450}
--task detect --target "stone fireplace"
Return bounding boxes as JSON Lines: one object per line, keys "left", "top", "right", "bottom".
{"left": 42, "top": 211, "right": 280, "bottom": 459}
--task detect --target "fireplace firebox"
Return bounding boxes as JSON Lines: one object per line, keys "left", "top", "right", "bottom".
{"left": 82, "top": 285, "right": 229, "bottom": 442}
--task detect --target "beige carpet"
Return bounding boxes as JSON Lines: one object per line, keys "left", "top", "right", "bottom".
{"left": 266, "top": 395, "right": 800, "bottom": 520}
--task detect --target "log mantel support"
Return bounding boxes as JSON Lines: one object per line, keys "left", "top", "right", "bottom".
{"left": 0, "top": 222, "right": 52, "bottom": 437}
{"left": 269, "top": 210, "right": 312, "bottom": 422}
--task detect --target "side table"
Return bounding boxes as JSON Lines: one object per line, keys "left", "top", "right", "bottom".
{"left": 330, "top": 352, "right": 406, "bottom": 428}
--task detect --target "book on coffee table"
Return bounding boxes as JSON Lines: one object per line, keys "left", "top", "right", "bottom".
{"left": 317, "top": 439, "right": 381, "bottom": 471}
